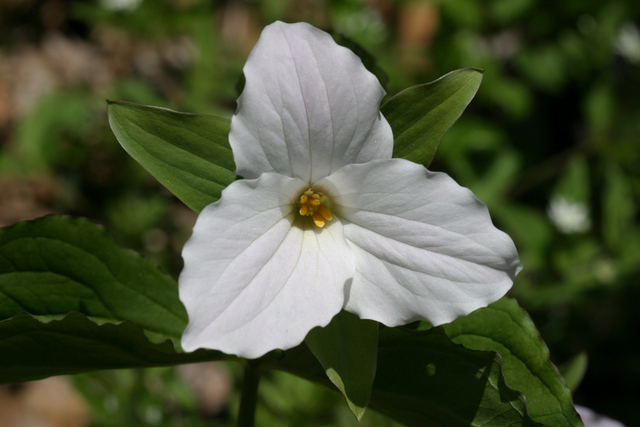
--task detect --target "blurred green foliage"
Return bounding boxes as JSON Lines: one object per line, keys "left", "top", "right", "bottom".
{"left": 1, "top": 0, "right": 639, "bottom": 425}
{"left": 72, "top": 366, "right": 400, "bottom": 427}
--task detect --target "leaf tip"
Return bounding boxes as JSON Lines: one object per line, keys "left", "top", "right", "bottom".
{"left": 349, "top": 402, "right": 367, "bottom": 422}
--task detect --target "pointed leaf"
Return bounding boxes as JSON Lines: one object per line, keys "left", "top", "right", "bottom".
{"left": 382, "top": 68, "right": 483, "bottom": 167}
{"left": 0, "top": 312, "right": 220, "bottom": 384}
{"left": 268, "top": 326, "right": 540, "bottom": 426}
{"left": 107, "top": 101, "right": 235, "bottom": 212}
{"left": 444, "top": 298, "right": 583, "bottom": 426}
{"left": 0, "top": 216, "right": 186, "bottom": 344}
{"left": 305, "top": 310, "right": 378, "bottom": 421}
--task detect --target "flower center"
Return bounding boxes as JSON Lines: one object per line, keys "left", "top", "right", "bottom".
{"left": 298, "top": 189, "right": 332, "bottom": 228}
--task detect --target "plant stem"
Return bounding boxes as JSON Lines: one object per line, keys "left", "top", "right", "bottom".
{"left": 237, "top": 362, "right": 261, "bottom": 427}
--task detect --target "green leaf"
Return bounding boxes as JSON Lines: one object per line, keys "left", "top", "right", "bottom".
{"left": 0, "top": 216, "right": 186, "bottom": 344}
{"left": 0, "top": 312, "right": 218, "bottom": 384}
{"left": 268, "top": 326, "right": 540, "bottom": 426}
{"left": 559, "top": 353, "right": 588, "bottom": 393}
{"left": 0, "top": 90, "right": 93, "bottom": 173}
{"left": 305, "top": 311, "right": 378, "bottom": 421}
{"left": 382, "top": 68, "right": 483, "bottom": 167}
{"left": 553, "top": 155, "right": 590, "bottom": 203}
{"left": 107, "top": 101, "right": 235, "bottom": 212}
{"left": 444, "top": 298, "right": 583, "bottom": 426}
{"left": 602, "top": 163, "right": 635, "bottom": 250}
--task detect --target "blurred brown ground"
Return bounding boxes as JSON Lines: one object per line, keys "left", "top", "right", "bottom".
{"left": 0, "top": 378, "right": 90, "bottom": 427}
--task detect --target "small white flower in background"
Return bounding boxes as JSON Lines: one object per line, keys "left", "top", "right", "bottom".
{"left": 179, "top": 22, "right": 521, "bottom": 358}
{"left": 547, "top": 196, "right": 591, "bottom": 234}
{"left": 594, "top": 257, "right": 617, "bottom": 285}
{"left": 575, "top": 405, "right": 626, "bottom": 427}
{"left": 100, "top": 0, "right": 143, "bottom": 12}
{"left": 614, "top": 22, "right": 640, "bottom": 64}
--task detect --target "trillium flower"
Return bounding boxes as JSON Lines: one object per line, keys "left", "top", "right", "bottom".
{"left": 179, "top": 21, "right": 521, "bottom": 358}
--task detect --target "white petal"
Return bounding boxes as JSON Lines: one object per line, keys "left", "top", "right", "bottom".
{"left": 179, "top": 173, "right": 355, "bottom": 358}
{"left": 230, "top": 21, "right": 393, "bottom": 183}
{"left": 317, "top": 159, "right": 521, "bottom": 327}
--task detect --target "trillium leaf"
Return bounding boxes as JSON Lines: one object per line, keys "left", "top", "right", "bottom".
{"left": 107, "top": 101, "right": 236, "bottom": 212}
{"left": 382, "top": 68, "right": 483, "bottom": 167}
{"left": 0, "top": 312, "right": 218, "bottom": 384}
{"left": 0, "top": 216, "right": 186, "bottom": 345}
{"left": 305, "top": 310, "right": 378, "bottom": 421}
{"left": 444, "top": 298, "right": 584, "bottom": 426}
{"left": 268, "top": 326, "right": 540, "bottom": 426}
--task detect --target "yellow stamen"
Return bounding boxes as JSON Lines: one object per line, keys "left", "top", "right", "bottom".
{"left": 312, "top": 212, "right": 325, "bottom": 227}
{"left": 297, "top": 188, "right": 333, "bottom": 228}
{"left": 318, "top": 203, "right": 332, "bottom": 221}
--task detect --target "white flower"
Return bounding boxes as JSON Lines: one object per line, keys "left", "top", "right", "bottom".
{"left": 547, "top": 196, "right": 591, "bottom": 234}
{"left": 575, "top": 405, "right": 626, "bottom": 427}
{"left": 179, "top": 22, "right": 521, "bottom": 358}
{"left": 100, "top": 0, "right": 143, "bottom": 12}
{"left": 614, "top": 22, "right": 640, "bottom": 64}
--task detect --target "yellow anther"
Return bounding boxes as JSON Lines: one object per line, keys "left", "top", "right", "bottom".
{"left": 297, "top": 188, "right": 333, "bottom": 228}
{"left": 318, "top": 203, "right": 332, "bottom": 221}
{"left": 312, "top": 212, "right": 325, "bottom": 227}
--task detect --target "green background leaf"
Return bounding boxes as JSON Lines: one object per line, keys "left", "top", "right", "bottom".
{"left": 559, "top": 353, "right": 588, "bottom": 393}
{"left": 382, "top": 68, "right": 483, "bottom": 167}
{"left": 107, "top": 101, "right": 235, "bottom": 212}
{"left": 0, "top": 216, "right": 232, "bottom": 384}
{"left": 0, "top": 312, "right": 216, "bottom": 384}
{"left": 272, "top": 327, "right": 540, "bottom": 426}
{"left": 444, "top": 298, "right": 583, "bottom": 426}
{"left": 305, "top": 310, "right": 378, "bottom": 421}
{"left": 0, "top": 216, "right": 186, "bottom": 344}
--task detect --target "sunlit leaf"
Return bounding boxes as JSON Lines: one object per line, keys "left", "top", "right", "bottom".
{"left": 305, "top": 311, "right": 378, "bottom": 421}
{"left": 0, "top": 312, "right": 218, "bottom": 384}
{"left": 0, "top": 216, "right": 186, "bottom": 344}
{"left": 271, "top": 327, "right": 540, "bottom": 426}
{"left": 444, "top": 298, "right": 583, "bottom": 426}
{"left": 108, "top": 101, "right": 235, "bottom": 212}
{"left": 383, "top": 68, "right": 483, "bottom": 167}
